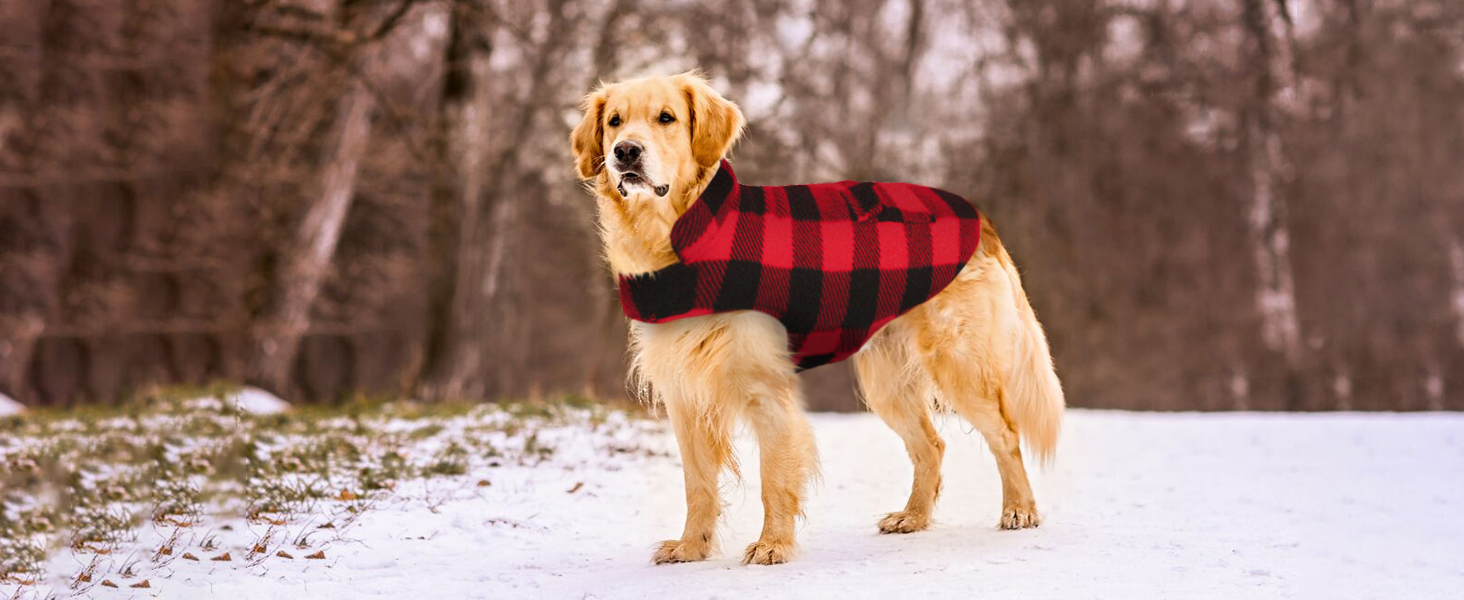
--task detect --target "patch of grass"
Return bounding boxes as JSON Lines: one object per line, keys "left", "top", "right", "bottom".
{"left": 69, "top": 506, "right": 139, "bottom": 550}
{"left": 522, "top": 432, "right": 556, "bottom": 462}
{"left": 424, "top": 442, "right": 469, "bottom": 477}
{"left": 0, "top": 388, "right": 653, "bottom": 589}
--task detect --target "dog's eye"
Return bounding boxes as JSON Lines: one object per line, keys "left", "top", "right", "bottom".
{"left": 608, "top": 115, "right": 621, "bottom": 127}
{"left": 658, "top": 112, "right": 676, "bottom": 124}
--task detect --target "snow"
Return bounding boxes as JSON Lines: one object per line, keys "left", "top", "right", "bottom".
{"left": 8, "top": 409, "right": 1459, "bottom": 598}
{"left": 0, "top": 392, "right": 23, "bottom": 416}
{"left": 225, "top": 386, "right": 292, "bottom": 415}
{"left": 65, "top": 409, "right": 1451, "bottom": 599}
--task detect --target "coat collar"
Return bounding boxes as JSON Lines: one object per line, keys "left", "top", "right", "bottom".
{"left": 670, "top": 159, "right": 740, "bottom": 262}
{"left": 696, "top": 159, "right": 739, "bottom": 214}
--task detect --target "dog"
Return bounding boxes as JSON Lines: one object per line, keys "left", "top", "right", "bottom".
{"left": 570, "top": 71, "right": 1065, "bottom": 565}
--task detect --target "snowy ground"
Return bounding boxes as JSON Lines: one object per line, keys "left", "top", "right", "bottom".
{"left": 7, "top": 408, "right": 1464, "bottom": 599}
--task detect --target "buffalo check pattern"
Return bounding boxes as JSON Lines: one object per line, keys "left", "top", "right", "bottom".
{"left": 619, "top": 159, "right": 981, "bottom": 371}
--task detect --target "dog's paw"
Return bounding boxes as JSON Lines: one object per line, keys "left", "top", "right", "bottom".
{"left": 877, "top": 510, "right": 931, "bottom": 534}
{"left": 741, "top": 540, "right": 793, "bottom": 565}
{"left": 652, "top": 539, "right": 710, "bottom": 564}
{"left": 999, "top": 503, "right": 1041, "bottom": 530}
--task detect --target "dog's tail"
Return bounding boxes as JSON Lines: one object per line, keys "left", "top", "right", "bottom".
{"left": 987, "top": 222, "right": 1065, "bottom": 465}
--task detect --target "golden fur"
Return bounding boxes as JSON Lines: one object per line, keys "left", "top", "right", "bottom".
{"left": 571, "top": 72, "right": 1065, "bottom": 565}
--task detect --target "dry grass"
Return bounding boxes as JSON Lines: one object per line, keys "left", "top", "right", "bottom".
{"left": 0, "top": 387, "right": 647, "bottom": 596}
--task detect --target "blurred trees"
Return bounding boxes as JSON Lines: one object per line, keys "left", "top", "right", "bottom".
{"left": 0, "top": 0, "right": 1461, "bottom": 410}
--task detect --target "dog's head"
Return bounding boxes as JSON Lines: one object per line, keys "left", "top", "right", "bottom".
{"left": 570, "top": 71, "right": 744, "bottom": 201}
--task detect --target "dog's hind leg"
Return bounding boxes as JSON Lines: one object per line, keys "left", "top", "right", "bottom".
{"left": 853, "top": 325, "right": 945, "bottom": 534}
{"left": 944, "top": 384, "right": 1040, "bottom": 529}
{"left": 908, "top": 254, "right": 1042, "bottom": 530}
{"left": 741, "top": 371, "right": 817, "bottom": 565}
{"left": 914, "top": 339, "right": 1040, "bottom": 530}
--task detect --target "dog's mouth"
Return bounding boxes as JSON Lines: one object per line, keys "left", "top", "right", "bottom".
{"left": 616, "top": 172, "right": 670, "bottom": 198}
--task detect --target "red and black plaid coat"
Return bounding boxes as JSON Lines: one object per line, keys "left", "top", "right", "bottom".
{"left": 619, "top": 159, "right": 981, "bottom": 371}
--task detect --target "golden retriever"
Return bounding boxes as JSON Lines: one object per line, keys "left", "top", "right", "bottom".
{"left": 570, "top": 71, "right": 1065, "bottom": 565}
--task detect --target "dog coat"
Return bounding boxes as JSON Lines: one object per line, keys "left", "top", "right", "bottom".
{"left": 618, "top": 159, "right": 981, "bottom": 371}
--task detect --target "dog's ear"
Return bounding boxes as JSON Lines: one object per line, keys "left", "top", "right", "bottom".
{"left": 570, "top": 86, "right": 609, "bottom": 180}
{"left": 680, "top": 72, "right": 745, "bottom": 169}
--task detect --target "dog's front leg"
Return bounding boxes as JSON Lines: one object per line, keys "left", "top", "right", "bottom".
{"left": 741, "top": 373, "right": 817, "bottom": 565}
{"left": 653, "top": 394, "right": 733, "bottom": 564}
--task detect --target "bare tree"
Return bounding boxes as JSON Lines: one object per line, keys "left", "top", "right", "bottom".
{"left": 420, "top": 0, "right": 496, "bottom": 400}
{"left": 244, "top": 0, "right": 437, "bottom": 393}
{"left": 252, "top": 81, "right": 375, "bottom": 391}
{"left": 420, "top": 0, "right": 581, "bottom": 400}
{"left": 1240, "top": 0, "right": 1303, "bottom": 374}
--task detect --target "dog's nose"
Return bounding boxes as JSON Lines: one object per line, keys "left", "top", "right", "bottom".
{"left": 613, "top": 140, "right": 642, "bottom": 163}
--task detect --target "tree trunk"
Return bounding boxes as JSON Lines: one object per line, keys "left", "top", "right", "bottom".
{"left": 473, "top": 0, "right": 576, "bottom": 399}
{"left": 0, "top": 317, "right": 42, "bottom": 402}
{"left": 1241, "top": 0, "right": 1303, "bottom": 400}
{"left": 420, "top": 0, "right": 576, "bottom": 401}
{"left": 251, "top": 81, "right": 375, "bottom": 392}
{"left": 1244, "top": 126, "right": 1301, "bottom": 363}
{"left": 420, "top": 2, "right": 494, "bottom": 400}
{"left": 1451, "top": 239, "right": 1464, "bottom": 350}
{"left": 589, "top": 0, "right": 632, "bottom": 82}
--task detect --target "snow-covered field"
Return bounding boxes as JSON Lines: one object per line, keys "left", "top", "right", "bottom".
{"left": 6, "top": 407, "right": 1463, "bottom": 599}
